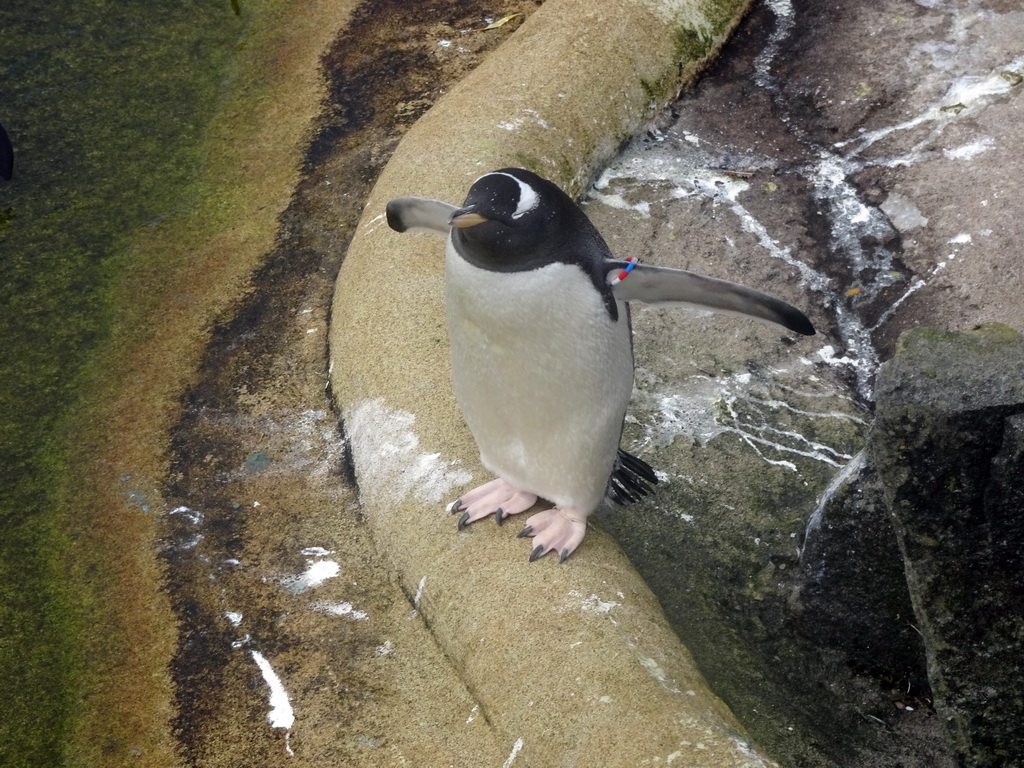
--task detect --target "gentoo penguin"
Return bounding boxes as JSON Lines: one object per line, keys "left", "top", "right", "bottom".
{"left": 386, "top": 168, "right": 814, "bottom": 562}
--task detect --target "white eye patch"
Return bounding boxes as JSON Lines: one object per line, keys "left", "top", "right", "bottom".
{"left": 488, "top": 171, "right": 539, "bottom": 220}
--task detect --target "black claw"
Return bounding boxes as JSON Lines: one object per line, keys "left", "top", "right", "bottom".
{"left": 449, "top": 498, "right": 464, "bottom": 514}
{"left": 495, "top": 508, "right": 506, "bottom": 526}
{"left": 558, "top": 549, "right": 570, "bottom": 564}
{"left": 517, "top": 526, "right": 534, "bottom": 539}
{"left": 457, "top": 511, "right": 470, "bottom": 530}
{"left": 529, "top": 545, "right": 545, "bottom": 562}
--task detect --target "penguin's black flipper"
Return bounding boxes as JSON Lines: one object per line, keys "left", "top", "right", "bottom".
{"left": 386, "top": 196, "right": 458, "bottom": 235}
{"left": 607, "top": 449, "right": 658, "bottom": 505}
{"left": 608, "top": 262, "right": 815, "bottom": 337}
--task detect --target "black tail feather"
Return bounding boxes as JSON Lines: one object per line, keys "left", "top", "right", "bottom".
{"left": 606, "top": 449, "right": 658, "bottom": 505}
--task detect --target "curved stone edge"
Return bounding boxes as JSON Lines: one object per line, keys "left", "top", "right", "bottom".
{"left": 329, "top": 1, "right": 776, "bottom": 765}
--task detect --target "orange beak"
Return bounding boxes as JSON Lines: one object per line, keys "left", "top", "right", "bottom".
{"left": 449, "top": 210, "right": 488, "bottom": 229}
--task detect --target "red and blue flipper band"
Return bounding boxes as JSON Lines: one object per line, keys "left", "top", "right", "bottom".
{"left": 609, "top": 256, "right": 638, "bottom": 286}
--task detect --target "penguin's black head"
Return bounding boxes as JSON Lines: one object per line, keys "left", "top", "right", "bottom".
{"left": 449, "top": 168, "right": 600, "bottom": 272}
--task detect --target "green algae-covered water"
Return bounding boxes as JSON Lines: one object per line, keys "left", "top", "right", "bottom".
{"left": 0, "top": 2, "right": 252, "bottom": 763}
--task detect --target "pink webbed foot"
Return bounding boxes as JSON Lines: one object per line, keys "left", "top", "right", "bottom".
{"left": 447, "top": 478, "right": 538, "bottom": 530}
{"left": 517, "top": 507, "right": 589, "bottom": 563}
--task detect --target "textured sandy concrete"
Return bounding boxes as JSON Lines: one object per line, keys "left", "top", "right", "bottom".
{"left": 329, "top": 0, "right": 777, "bottom": 765}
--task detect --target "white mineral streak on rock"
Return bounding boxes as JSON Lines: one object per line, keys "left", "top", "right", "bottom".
{"left": 282, "top": 558, "right": 340, "bottom": 595}
{"left": 345, "top": 398, "right": 472, "bottom": 506}
{"left": 311, "top": 600, "right": 368, "bottom": 620}
{"left": 251, "top": 650, "right": 295, "bottom": 755}
{"left": 502, "top": 737, "right": 525, "bottom": 768}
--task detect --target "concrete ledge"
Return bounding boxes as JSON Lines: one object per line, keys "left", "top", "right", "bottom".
{"left": 329, "top": 0, "right": 775, "bottom": 764}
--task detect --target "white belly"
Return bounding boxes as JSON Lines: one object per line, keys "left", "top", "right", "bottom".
{"left": 444, "top": 238, "right": 634, "bottom": 510}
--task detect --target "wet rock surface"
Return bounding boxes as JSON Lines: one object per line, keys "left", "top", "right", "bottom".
{"left": 873, "top": 325, "right": 1024, "bottom": 767}
{"left": 797, "top": 455, "right": 930, "bottom": 711}
{"left": 584, "top": 0, "right": 1023, "bottom": 765}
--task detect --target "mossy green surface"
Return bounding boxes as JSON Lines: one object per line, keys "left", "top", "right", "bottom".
{"left": 0, "top": 2, "right": 252, "bottom": 764}
{"left": 674, "top": 0, "right": 751, "bottom": 69}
